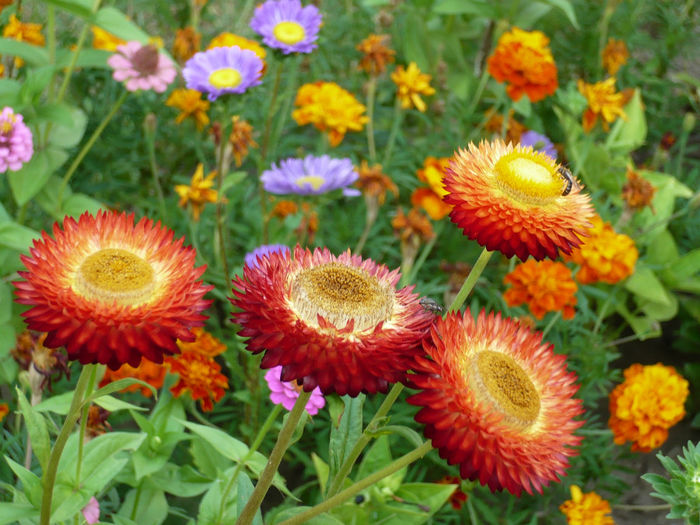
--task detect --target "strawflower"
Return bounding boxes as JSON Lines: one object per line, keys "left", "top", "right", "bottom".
{"left": 578, "top": 78, "right": 627, "bottom": 132}
{"left": 0, "top": 402, "right": 8, "bottom": 423}
{"left": 391, "top": 62, "right": 436, "bottom": 112}
{"left": 519, "top": 130, "right": 557, "bottom": 160}
{"left": 229, "top": 115, "right": 257, "bottom": 166}
{"left": 487, "top": 27, "right": 558, "bottom": 103}
{"left": 99, "top": 358, "right": 166, "bottom": 397}
{"left": 173, "top": 26, "right": 201, "bottom": 63}
{"left": 14, "top": 211, "right": 212, "bottom": 369}
{"left": 175, "top": 163, "right": 219, "bottom": 220}
{"left": 207, "top": 32, "right": 267, "bottom": 73}
{"left": 602, "top": 38, "right": 629, "bottom": 76}
{"left": 261, "top": 154, "right": 358, "bottom": 195}
{"left": 249, "top": 0, "right": 322, "bottom": 55}
{"left": 357, "top": 33, "right": 395, "bottom": 76}
{"left": 264, "top": 365, "right": 325, "bottom": 415}
{"left": 622, "top": 167, "right": 656, "bottom": 211}
{"left": 166, "top": 348, "right": 228, "bottom": 412}
{"left": 411, "top": 156, "right": 452, "bottom": 220}
{"left": 608, "top": 363, "right": 689, "bottom": 452}
{"left": 91, "top": 26, "right": 125, "bottom": 52}
{"left": 165, "top": 88, "right": 210, "bottom": 130}
{"left": 0, "top": 106, "right": 33, "bottom": 173}
{"left": 566, "top": 215, "right": 637, "bottom": 284}
{"left": 443, "top": 139, "right": 594, "bottom": 261}
{"left": 107, "top": 41, "right": 176, "bottom": 93}
{"left": 292, "top": 81, "right": 368, "bottom": 146}
{"left": 183, "top": 46, "right": 263, "bottom": 101}
{"left": 231, "top": 245, "right": 434, "bottom": 396}
{"left": 560, "top": 485, "right": 614, "bottom": 525}
{"left": 244, "top": 244, "right": 291, "bottom": 269}
{"left": 503, "top": 259, "right": 578, "bottom": 320}
{"left": 2, "top": 14, "right": 45, "bottom": 67}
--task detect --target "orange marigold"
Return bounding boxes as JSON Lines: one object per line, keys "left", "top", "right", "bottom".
{"left": 621, "top": 167, "right": 656, "bottom": 212}
{"left": 602, "top": 38, "right": 629, "bottom": 76}
{"left": 91, "top": 26, "right": 125, "bottom": 52}
{"left": 578, "top": 78, "right": 627, "bottom": 132}
{"left": 567, "top": 216, "right": 637, "bottom": 284}
{"left": 0, "top": 402, "right": 8, "bottom": 422}
{"left": 487, "top": 27, "right": 558, "bottom": 103}
{"left": 165, "top": 88, "right": 210, "bottom": 130}
{"left": 99, "top": 357, "right": 166, "bottom": 397}
{"left": 560, "top": 485, "right": 615, "bottom": 525}
{"left": 411, "top": 156, "right": 452, "bottom": 220}
{"left": 166, "top": 350, "right": 228, "bottom": 412}
{"left": 391, "top": 62, "right": 436, "bottom": 112}
{"left": 271, "top": 200, "right": 299, "bottom": 219}
{"left": 173, "top": 26, "right": 200, "bottom": 63}
{"left": 608, "top": 363, "right": 689, "bottom": 452}
{"left": 356, "top": 33, "right": 395, "bottom": 76}
{"left": 175, "top": 326, "right": 225, "bottom": 357}
{"left": 3, "top": 14, "right": 45, "bottom": 67}
{"left": 504, "top": 259, "right": 578, "bottom": 320}
{"left": 229, "top": 115, "right": 257, "bottom": 167}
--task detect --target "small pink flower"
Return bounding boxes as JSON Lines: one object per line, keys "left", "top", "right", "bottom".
{"left": 0, "top": 106, "right": 33, "bottom": 173}
{"left": 81, "top": 497, "right": 100, "bottom": 524}
{"left": 107, "top": 41, "right": 176, "bottom": 93}
{"left": 264, "top": 365, "right": 325, "bottom": 415}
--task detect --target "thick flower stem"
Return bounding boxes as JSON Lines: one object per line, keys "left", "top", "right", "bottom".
{"left": 326, "top": 382, "right": 404, "bottom": 498}
{"left": 74, "top": 365, "right": 98, "bottom": 488}
{"left": 447, "top": 248, "right": 493, "bottom": 313}
{"left": 40, "top": 364, "right": 96, "bottom": 525}
{"left": 235, "top": 390, "right": 312, "bottom": 525}
{"left": 278, "top": 441, "right": 433, "bottom": 525}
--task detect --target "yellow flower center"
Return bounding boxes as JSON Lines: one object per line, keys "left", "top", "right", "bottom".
{"left": 290, "top": 262, "right": 394, "bottom": 332}
{"left": 295, "top": 175, "right": 325, "bottom": 191}
{"left": 208, "top": 68, "right": 242, "bottom": 89}
{"left": 471, "top": 350, "right": 540, "bottom": 429}
{"left": 493, "top": 150, "right": 563, "bottom": 205}
{"left": 74, "top": 248, "right": 155, "bottom": 306}
{"left": 273, "top": 21, "right": 306, "bottom": 45}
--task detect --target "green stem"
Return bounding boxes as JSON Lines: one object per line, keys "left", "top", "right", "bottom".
{"left": 366, "top": 77, "right": 378, "bottom": 162}
{"left": 16, "top": 202, "right": 28, "bottom": 225}
{"left": 145, "top": 119, "right": 167, "bottom": 221}
{"left": 46, "top": 6, "right": 56, "bottom": 104}
{"left": 235, "top": 390, "right": 312, "bottom": 525}
{"left": 540, "top": 311, "right": 560, "bottom": 339}
{"left": 465, "top": 66, "right": 490, "bottom": 121}
{"left": 74, "top": 365, "right": 98, "bottom": 488}
{"left": 593, "top": 284, "right": 620, "bottom": 335}
{"left": 382, "top": 98, "right": 404, "bottom": 167}
{"left": 129, "top": 481, "right": 143, "bottom": 521}
{"left": 466, "top": 497, "right": 479, "bottom": 525}
{"left": 279, "top": 441, "right": 433, "bottom": 525}
{"left": 402, "top": 221, "right": 444, "bottom": 286}
{"left": 57, "top": 90, "right": 128, "bottom": 211}
{"left": 612, "top": 503, "right": 671, "bottom": 512}
{"left": 447, "top": 248, "right": 493, "bottom": 313}
{"left": 215, "top": 123, "right": 231, "bottom": 286}
{"left": 40, "top": 364, "right": 96, "bottom": 525}
{"left": 326, "top": 382, "right": 404, "bottom": 498}
{"left": 597, "top": 0, "right": 614, "bottom": 76}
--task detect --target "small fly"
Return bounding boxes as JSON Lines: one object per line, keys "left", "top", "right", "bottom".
{"left": 420, "top": 297, "right": 444, "bottom": 315}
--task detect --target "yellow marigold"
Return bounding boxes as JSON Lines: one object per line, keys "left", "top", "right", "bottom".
{"left": 292, "top": 81, "right": 368, "bottom": 147}
{"left": 0, "top": 402, "right": 8, "bottom": 422}
{"left": 560, "top": 485, "right": 615, "bottom": 525}
{"left": 175, "top": 164, "right": 218, "bottom": 221}
{"left": 355, "top": 161, "right": 398, "bottom": 205}
{"left": 578, "top": 78, "right": 627, "bottom": 132}
{"left": 229, "top": 115, "right": 257, "bottom": 167}
{"left": 207, "top": 32, "right": 266, "bottom": 73}
{"left": 271, "top": 200, "right": 298, "bottom": 219}
{"left": 173, "top": 26, "right": 200, "bottom": 63}
{"left": 356, "top": 33, "right": 395, "bottom": 76}
{"left": 567, "top": 216, "right": 637, "bottom": 284}
{"left": 487, "top": 27, "right": 558, "bottom": 103}
{"left": 166, "top": 348, "right": 228, "bottom": 412}
{"left": 621, "top": 167, "right": 656, "bottom": 212}
{"left": 484, "top": 108, "right": 526, "bottom": 143}
{"left": 602, "top": 38, "right": 629, "bottom": 76}
{"left": 503, "top": 259, "right": 578, "bottom": 320}
{"left": 609, "top": 363, "right": 689, "bottom": 452}
{"left": 91, "top": 26, "right": 125, "bottom": 52}
{"left": 99, "top": 358, "right": 166, "bottom": 398}
{"left": 175, "top": 327, "right": 226, "bottom": 357}
{"left": 391, "top": 62, "right": 436, "bottom": 112}
{"left": 3, "top": 14, "right": 45, "bottom": 67}
{"left": 165, "top": 88, "right": 210, "bottom": 130}
{"left": 411, "top": 156, "right": 452, "bottom": 220}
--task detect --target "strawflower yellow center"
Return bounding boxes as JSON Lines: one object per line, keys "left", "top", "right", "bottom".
{"left": 208, "top": 68, "right": 242, "bottom": 89}
{"left": 75, "top": 248, "right": 155, "bottom": 306}
{"left": 273, "top": 21, "right": 306, "bottom": 45}
{"left": 494, "top": 150, "right": 564, "bottom": 205}
{"left": 295, "top": 175, "right": 325, "bottom": 190}
{"left": 290, "top": 262, "right": 394, "bottom": 332}
{"left": 471, "top": 350, "right": 540, "bottom": 429}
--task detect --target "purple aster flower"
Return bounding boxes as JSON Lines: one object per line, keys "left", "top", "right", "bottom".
{"left": 183, "top": 47, "right": 263, "bottom": 101}
{"left": 0, "top": 107, "right": 33, "bottom": 173}
{"left": 264, "top": 365, "right": 325, "bottom": 415}
{"left": 107, "top": 41, "right": 176, "bottom": 93}
{"left": 261, "top": 155, "right": 358, "bottom": 195}
{"left": 244, "top": 244, "right": 290, "bottom": 269}
{"left": 249, "top": 0, "right": 322, "bottom": 55}
{"left": 520, "top": 130, "right": 557, "bottom": 160}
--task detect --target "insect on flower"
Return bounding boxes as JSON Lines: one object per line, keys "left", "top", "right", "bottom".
{"left": 419, "top": 296, "right": 444, "bottom": 314}
{"left": 557, "top": 166, "right": 578, "bottom": 196}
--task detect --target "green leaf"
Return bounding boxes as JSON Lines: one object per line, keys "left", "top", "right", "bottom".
{"left": 34, "top": 103, "right": 76, "bottom": 127}
{"left": 5, "top": 457, "right": 42, "bottom": 507}
{"left": 84, "top": 377, "right": 158, "bottom": 404}
{"left": 56, "top": 48, "right": 112, "bottom": 69}
{"left": 540, "top": 0, "right": 579, "bottom": 29}
{"left": 395, "top": 482, "right": 458, "bottom": 517}
{"left": 148, "top": 463, "right": 212, "bottom": 498}
{"left": 0, "top": 38, "right": 49, "bottom": 66}
{"left": 34, "top": 391, "right": 73, "bottom": 414}
{"left": 625, "top": 267, "right": 671, "bottom": 306}
{"left": 62, "top": 193, "right": 105, "bottom": 219}
{"left": 358, "top": 435, "right": 405, "bottom": 492}
{"left": 312, "top": 452, "right": 330, "bottom": 496}
{"left": 16, "top": 389, "right": 50, "bottom": 472}
{"left": 0, "top": 282, "right": 11, "bottom": 324}
{"left": 222, "top": 171, "right": 248, "bottom": 194}
{"left": 47, "top": 106, "right": 87, "bottom": 149}
{"left": 605, "top": 89, "right": 647, "bottom": 154}
{"left": 118, "top": 486, "right": 168, "bottom": 525}
{"left": 329, "top": 394, "right": 364, "bottom": 483}
{"left": 432, "top": 0, "right": 499, "bottom": 17}
{"left": 43, "top": 0, "right": 93, "bottom": 18}
{"left": 0, "top": 221, "right": 40, "bottom": 251}
{"left": 18, "top": 66, "right": 56, "bottom": 104}
{"left": 94, "top": 7, "right": 150, "bottom": 43}
{"left": 197, "top": 469, "right": 262, "bottom": 525}
{"left": 376, "top": 425, "right": 424, "bottom": 448}
{"left": 273, "top": 507, "right": 344, "bottom": 525}
{"left": 645, "top": 229, "right": 678, "bottom": 265}
{"left": 0, "top": 502, "right": 39, "bottom": 525}
{"left": 7, "top": 147, "right": 69, "bottom": 206}
{"left": 640, "top": 291, "right": 678, "bottom": 322}
{"left": 667, "top": 249, "right": 700, "bottom": 282}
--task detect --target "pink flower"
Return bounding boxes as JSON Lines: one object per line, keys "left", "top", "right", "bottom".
{"left": 264, "top": 365, "right": 325, "bottom": 415}
{"left": 107, "top": 41, "right": 176, "bottom": 93}
{"left": 0, "top": 106, "right": 33, "bottom": 173}
{"left": 81, "top": 497, "right": 100, "bottom": 524}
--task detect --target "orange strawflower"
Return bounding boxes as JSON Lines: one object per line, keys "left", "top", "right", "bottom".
{"left": 355, "top": 161, "right": 398, "bottom": 206}
{"left": 175, "top": 163, "right": 219, "bottom": 221}
{"left": 0, "top": 403, "right": 8, "bottom": 422}
{"left": 271, "top": 200, "right": 299, "bottom": 219}
{"left": 99, "top": 358, "right": 166, "bottom": 397}
{"left": 560, "top": 485, "right": 615, "bottom": 525}
{"left": 229, "top": 115, "right": 257, "bottom": 167}
{"left": 487, "top": 27, "right": 558, "bottom": 103}
{"left": 292, "top": 81, "right": 368, "bottom": 146}
{"left": 391, "top": 62, "right": 436, "bottom": 112}
{"left": 578, "top": 78, "right": 627, "bottom": 132}
{"left": 411, "top": 156, "right": 452, "bottom": 220}
{"left": 504, "top": 259, "right": 578, "bottom": 320}
{"left": 602, "top": 38, "right": 629, "bottom": 76}
{"left": 91, "top": 26, "right": 125, "bottom": 52}
{"left": 436, "top": 476, "right": 468, "bottom": 510}
{"left": 207, "top": 32, "right": 266, "bottom": 73}
{"left": 3, "top": 14, "right": 45, "bottom": 67}
{"left": 357, "top": 33, "right": 395, "bottom": 76}
{"left": 175, "top": 326, "right": 226, "bottom": 357}
{"left": 173, "top": 26, "right": 200, "bottom": 63}
{"left": 484, "top": 108, "right": 526, "bottom": 143}
{"left": 166, "top": 349, "right": 228, "bottom": 412}
{"left": 621, "top": 167, "right": 656, "bottom": 212}
{"left": 165, "top": 88, "right": 210, "bottom": 130}
{"left": 609, "top": 363, "right": 689, "bottom": 452}
{"left": 567, "top": 216, "right": 637, "bottom": 284}
{"left": 443, "top": 140, "right": 594, "bottom": 261}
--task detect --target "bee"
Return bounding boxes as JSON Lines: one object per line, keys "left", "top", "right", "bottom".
{"left": 557, "top": 166, "right": 577, "bottom": 196}
{"left": 419, "top": 297, "right": 444, "bottom": 315}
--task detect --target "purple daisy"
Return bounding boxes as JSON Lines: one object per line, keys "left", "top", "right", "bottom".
{"left": 249, "top": 0, "right": 322, "bottom": 55}
{"left": 261, "top": 154, "right": 358, "bottom": 195}
{"left": 519, "top": 130, "right": 557, "bottom": 160}
{"left": 183, "top": 47, "right": 263, "bottom": 101}
{"left": 107, "top": 41, "right": 176, "bottom": 93}
{"left": 0, "top": 107, "right": 33, "bottom": 173}
{"left": 244, "top": 244, "right": 290, "bottom": 269}
{"left": 264, "top": 365, "right": 325, "bottom": 415}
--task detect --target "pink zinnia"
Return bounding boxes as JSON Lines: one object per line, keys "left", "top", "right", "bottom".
{"left": 107, "top": 41, "right": 176, "bottom": 93}
{"left": 264, "top": 365, "right": 325, "bottom": 415}
{"left": 0, "top": 107, "right": 33, "bottom": 173}
{"left": 81, "top": 497, "right": 100, "bottom": 524}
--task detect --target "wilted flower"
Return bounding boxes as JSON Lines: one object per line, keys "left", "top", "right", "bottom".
{"left": 165, "top": 88, "right": 210, "bottom": 130}
{"left": 0, "top": 106, "right": 33, "bottom": 173}
{"left": 264, "top": 365, "right": 325, "bottom": 415}
{"left": 183, "top": 46, "right": 263, "bottom": 101}
{"left": 559, "top": 485, "right": 614, "bottom": 525}
{"left": 578, "top": 78, "right": 627, "bottom": 132}
{"left": 484, "top": 108, "right": 526, "bottom": 143}
{"left": 229, "top": 115, "right": 257, "bottom": 166}
{"left": 175, "top": 163, "right": 219, "bottom": 220}
{"left": 244, "top": 244, "right": 291, "bottom": 269}
{"left": 2, "top": 14, "right": 45, "bottom": 67}
{"left": 392, "top": 207, "right": 434, "bottom": 274}
{"left": 355, "top": 161, "right": 398, "bottom": 205}
{"left": 602, "top": 38, "right": 629, "bottom": 76}
{"left": 11, "top": 331, "right": 70, "bottom": 393}
{"left": 108, "top": 41, "right": 176, "bottom": 93}
{"left": 91, "top": 26, "right": 125, "bottom": 51}
{"left": 411, "top": 156, "right": 452, "bottom": 220}
{"left": 173, "top": 26, "right": 201, "bottom": 63}
{"left": 504, "top": 259, "right": 578, "bottom": 320}
{"left": 622, "top": 167, "right": 656, "bottom": 212}
{"left": 85, "top": 405, "right": 111, "bottom": 438}
{"left": 519, "top": 130, "right": 557, "bottom": 160}
{"left": 357, "top": 34, "right": 395, "bottom": 76}
{"left": 391, "top": 62, "right": 436, "bottom": 112}
{"left": 249, "top": 0, "right": 322, "bottom": 55}
{"left": 261, "top": 154, "right": 358, "bottom": 195}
